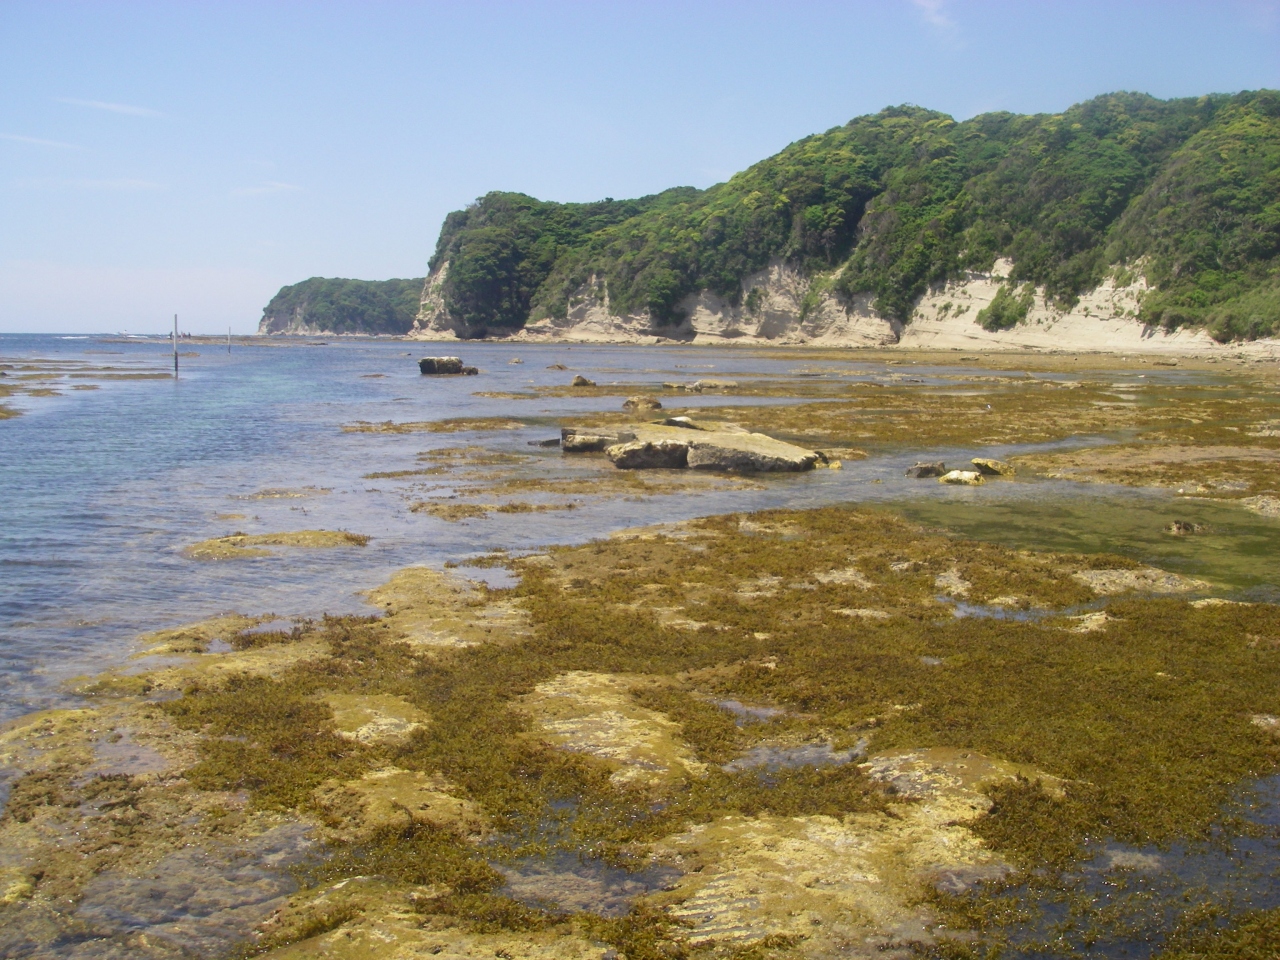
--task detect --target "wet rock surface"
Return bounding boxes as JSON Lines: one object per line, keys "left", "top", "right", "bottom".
{"left": 905, "top": 461, "right": 947, "bottom": 478}
{"left": 584, "top": 423, "right": 820, "bottom": 473}
{"left": 418, "top": 357, "right": 478, "bottom": 375}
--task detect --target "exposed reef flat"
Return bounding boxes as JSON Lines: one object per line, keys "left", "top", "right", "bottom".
{"left": 3, "top": 504, "right": 1278, "bottom": 958}
{"left": 184, "top": 529, "right": 371, "bottom": 560}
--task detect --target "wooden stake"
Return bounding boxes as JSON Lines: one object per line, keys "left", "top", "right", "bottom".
{"left": 228, "top": 326, "right": 232, "bottom": 354}
{"left": 173, "top": 314, "right": 179, "bottom": 377}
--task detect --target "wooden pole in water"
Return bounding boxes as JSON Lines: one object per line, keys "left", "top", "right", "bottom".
{"left": 228, "top": 326, "right": 232, "bottom": 354}
{"left": 173, "top": 314, "right": 179, "bottom": 377}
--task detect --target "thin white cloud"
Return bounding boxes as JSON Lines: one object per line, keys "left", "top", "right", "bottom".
{"left": 231, "top": 181, "right": 302, "bottom": 197}
{"left": 1, "top": 133, "right": 82, "bottom": 149}
{"left": 16, "top": 177, "right": 167, "bottom": 191}
{"left": 909, "top": 0, "right": 961, "bottom": 44}
{"left": 57, "top": 98, "right": 162, "bottom": 118}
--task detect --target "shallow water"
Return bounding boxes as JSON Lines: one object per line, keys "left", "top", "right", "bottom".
{"left": 498, "top": 852, "right": 680, "bottom": 917}
{"left": 4, "top": 335, "right": 1278, "bottom": 725}
{"left": 992, "top": 775, "right": 1280, "bottom": 959}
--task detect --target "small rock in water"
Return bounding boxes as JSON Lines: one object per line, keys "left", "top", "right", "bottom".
{"left": 546, "top": 363, "right": 568, "bottom": 370}
{"left": 508, "top": 357, "right": 523, "bottom": 364}
{"left": 1167, "top": 520, "right": 1206, "bottom": 536}
{"left": 571, "top": 375, "right": 596, "bottom": 387}
{"left": 939, "top": 470, "right": 984, "bottom": 485}
{"left": 905, "top": 461, "right": 947, "bottom": 478}
{"left": 622, "top": 396, "right": 662, "bottom": 411}
{"left": 528, "top": 438, "right": 561, "bottom": 448}
{"left": 971, "top": 457, "right": 1014, "bottom": 477}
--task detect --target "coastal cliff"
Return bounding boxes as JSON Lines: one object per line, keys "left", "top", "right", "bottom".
{"left": 269, "top": 89, "right": 1280, "bottom": 350}
{"left": 410, "top": 90, "right": 1280, "bottom": 350}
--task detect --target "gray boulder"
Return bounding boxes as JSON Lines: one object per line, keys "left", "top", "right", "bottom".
{"left": 571, "top": 375, "right": 596, "bottom": 387}
{"left": 905, "top": 461, "right": 947, "bottom": 478}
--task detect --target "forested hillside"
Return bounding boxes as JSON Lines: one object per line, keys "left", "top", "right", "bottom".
{"left": 424, "top": 90, "right": 1280, "bottom": 341}
{"left": 258, "top": 277, "right": 424, "bottom": 335}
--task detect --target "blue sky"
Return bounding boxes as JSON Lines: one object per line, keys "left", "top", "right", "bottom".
{"left": 2, "top": 1, "right": 1278, "bottom": 333}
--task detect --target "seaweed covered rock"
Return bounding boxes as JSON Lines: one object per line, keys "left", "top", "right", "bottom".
{"left": 418, "top": 357, "right": 477, "bottom": 375}
{"left": 972, "top": 457, "right": 1015, "bottom": 477}
{"left": 623, "top": 396, "right": 663, "bottom": 412}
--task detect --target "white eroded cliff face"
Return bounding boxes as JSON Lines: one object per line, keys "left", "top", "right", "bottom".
{"left": 412, "top": 260, "right": 456, "bottom": 338}
{"left": 258, "top": 306, "right": 324, "bottom": 335}
{"left": 899, "top": 259, "right": 1220, "bottom": 354}
{"left": 409, "top": 257, "right": 1277, "bottom": 355}
{"left": 409, "top": 259, "right": 900, "bottom": 345}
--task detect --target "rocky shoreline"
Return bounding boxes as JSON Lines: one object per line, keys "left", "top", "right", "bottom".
{"left": 4, "top": 348, "right": 1280, "bottom": 959}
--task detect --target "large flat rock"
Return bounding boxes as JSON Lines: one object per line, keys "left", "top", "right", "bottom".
{"left": 596, "top": 423, "right": 819, "bottom": 473}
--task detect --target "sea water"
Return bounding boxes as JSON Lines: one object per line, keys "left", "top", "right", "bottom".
{"left": 2, "top": 334, "right": 1278, "bottom": 729}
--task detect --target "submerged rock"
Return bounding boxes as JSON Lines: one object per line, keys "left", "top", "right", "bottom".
{"left": 418, "top": 356, "right": 478, "bottom": 375}
{"left": 1167, "top": 520, "right": 1207, "bottom": 535}
{"left": 971, "top": 457, "right": 1015, "bottom": 477}
{"left": 905, "top": 461, "right": 947, "bottom": 478}
{"left": 939, "top": 470, "right": 985, "bottom": 485}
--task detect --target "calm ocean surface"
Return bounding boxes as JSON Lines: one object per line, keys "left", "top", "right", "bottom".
{"left": 3, "top": 334, "right": 1278, "bottom": 726}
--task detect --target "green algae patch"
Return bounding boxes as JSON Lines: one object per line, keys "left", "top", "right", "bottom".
{"left": 135, "top": 612, "right": 266, "bottom": 654}
{"left": 184, "top": 529, "right": 371, "bottom": 560}
{"left": 509, "top": 506, "right": 1280, "bottom": 861}
{"left": 161, "top": 673, "right": 371, "bottom": 811}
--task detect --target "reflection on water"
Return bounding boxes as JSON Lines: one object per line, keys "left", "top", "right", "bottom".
{"left": 498, "top": 852, "right": 679, "bottom": 917}
{"left": 988, "top": 776, "right": 1280, "bottom": 959}
{"left": 723, "top": 741, "right": 866, "bottom": 772}
{"left": 0, "top": 823, "right": 313, "bottom": 959}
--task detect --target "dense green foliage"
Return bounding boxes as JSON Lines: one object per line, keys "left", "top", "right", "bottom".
{"left": 429, "top": 190, "right": 697, "bottom": 336}
{"left": 976, "top": 282, "right": 1035, "bottom": 331}
{"left": 424, "top": 90, "right": 1280, "bottom": 340}
{"left": 259, "top": 276, "right": 424, "bottom": 335}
